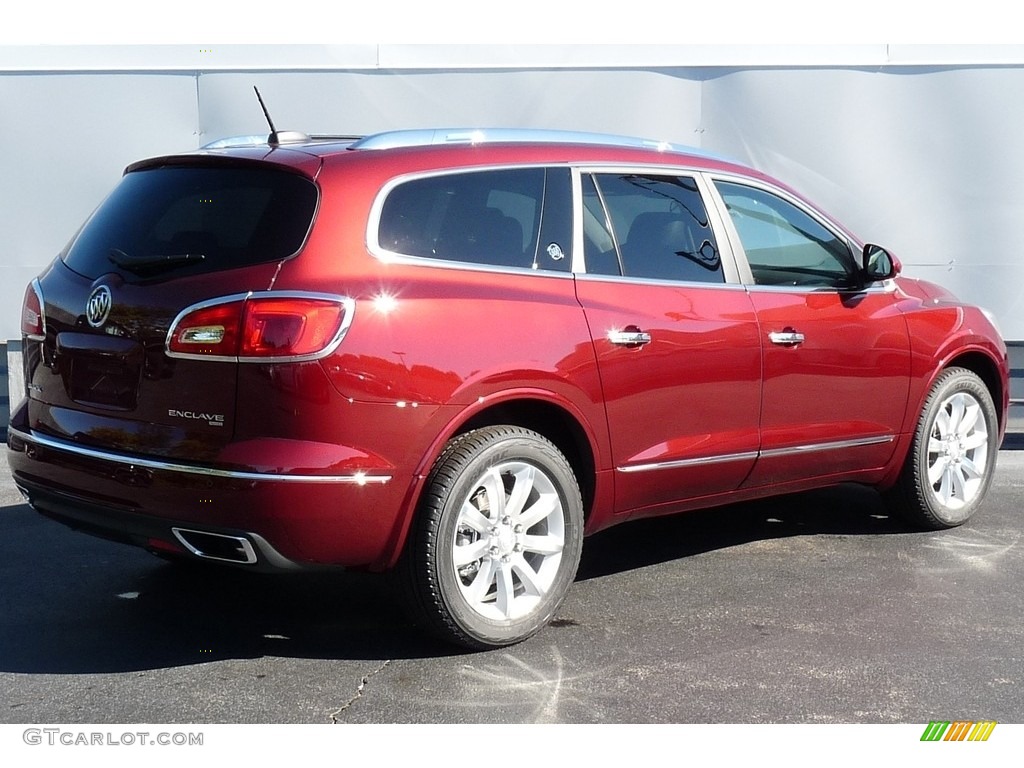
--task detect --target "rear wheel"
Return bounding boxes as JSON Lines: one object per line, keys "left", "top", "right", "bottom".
{"left": 404, "top": 426, "right": 584, "bottom": 649}
{"left": 887, "top": 367, "right": 998, "bottom": 529}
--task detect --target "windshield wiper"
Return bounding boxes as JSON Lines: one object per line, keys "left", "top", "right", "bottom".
{"left": 109, "top": 248, "right": 206, "bottom": 275}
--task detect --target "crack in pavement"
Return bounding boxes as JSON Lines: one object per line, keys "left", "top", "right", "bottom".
{"left": 328, "top": 660, "right": 392, "bottom": 723}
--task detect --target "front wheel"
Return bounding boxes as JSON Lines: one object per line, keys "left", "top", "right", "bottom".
{"left": 886, "top": 367, "right": 999, "bottom": 529}
{"left": 403, "top": 426, "right": 584, "bottom": 649}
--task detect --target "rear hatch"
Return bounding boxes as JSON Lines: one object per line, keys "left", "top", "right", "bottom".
{"left": 22, "top": 155, "right": 320, "bottom": 462}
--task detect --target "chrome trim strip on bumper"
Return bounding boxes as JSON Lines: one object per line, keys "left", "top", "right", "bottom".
{"left": 616, "top": 435, "right": 894, "bottom": 474}
{"left": 8, "top": 428, "right": 392, "bottom": 485}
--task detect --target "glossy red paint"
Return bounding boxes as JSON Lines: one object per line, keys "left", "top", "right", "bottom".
{"left": 8, "top": 129, "right": 1009, "bottom": 597}
{"left": 743, "top": 287, "right": 912, "bottom": 486}
{"left": 575, "top": 277, "right": 761, "bottom": 512}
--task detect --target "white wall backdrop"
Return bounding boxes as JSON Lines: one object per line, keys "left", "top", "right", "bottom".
{"left": 0, "top": 73, "right": 199, "bottom": 319}
{"left": 1, "top": 46, "right": 1022, "bottom": 340}
{"left": 702, "top": 67, "right": 1024, "bottom": 334}
{"left": 197, "top": 69, "right": 703, "bottom": 140}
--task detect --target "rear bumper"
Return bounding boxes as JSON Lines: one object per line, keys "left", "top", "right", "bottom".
{"left": 7, "top": 425, "right": 408, "bottom": 570}
{"left": 12, "top": 473, "right": 304, "bottom": 571}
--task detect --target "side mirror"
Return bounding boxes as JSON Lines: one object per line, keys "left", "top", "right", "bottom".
{"left": 863, "top": 244, "right": 901, "bottom": 282}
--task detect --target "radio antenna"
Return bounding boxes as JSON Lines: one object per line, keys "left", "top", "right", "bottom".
{"left": 252, "top": 86, "right": 308, "bottom": 146}
{"left": 254, "top": 86, "right": 278, "bottom": 135}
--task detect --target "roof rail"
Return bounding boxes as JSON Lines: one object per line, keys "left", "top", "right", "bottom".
{"left": 348, "top": 128, "right": 725, "bottom": 158}
{"left": 200, "top": 135, "right": 269, "bottom": 149}
{"left": 199, "top": 132, "right": 313, "bottom": 149}
{"left": 200, "top": 134, "right": 364, "bottom": 150}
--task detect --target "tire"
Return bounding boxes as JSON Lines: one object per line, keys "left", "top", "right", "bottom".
{"left": 886, "top": 367, "right": 999, "bottom": 529}
{"left": 403, "top": 426, "right": 584, "bottom": 650}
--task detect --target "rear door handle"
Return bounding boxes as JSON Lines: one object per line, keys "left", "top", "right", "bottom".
{"left": 768, "top": 330, "right": 805, "bottom": 347}
{"left": 608, "top": 328, "right": 652, "bottom": 347}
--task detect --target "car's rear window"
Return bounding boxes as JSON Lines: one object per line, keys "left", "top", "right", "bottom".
{"left": 62, "top": 165, "right": 318, "bottom": 280}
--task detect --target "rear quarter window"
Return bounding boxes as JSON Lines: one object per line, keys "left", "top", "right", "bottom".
{"left": 377, "top": 167, "right": 572, "bottom": 272}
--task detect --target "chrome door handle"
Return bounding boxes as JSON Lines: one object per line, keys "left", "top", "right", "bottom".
{"left": 608, "top": 329, "right": 652, "bottom": 347}
{"left": 768, "top": 330, "right": 805, "bottom": 346}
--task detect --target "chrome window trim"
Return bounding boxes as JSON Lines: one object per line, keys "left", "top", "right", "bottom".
{"left": 570, "top": 166, "right": 586, "bottom": 274}
{"left": 363, "top": 251, "right": 576, "bottom": 280}
{"left": 616, "top": 435, "right": 894, "bottom": 474}
{"left": 743, "top": 280, "right": 898, "bottom": 296}
{"left": 164, "top": 291, "right": 356, "bottom": 364}
{"left": 574, "top": 272, "right": 752, "bottom": 291}
{"left": 9, "top": 427, "right": 392, "bottom": 485}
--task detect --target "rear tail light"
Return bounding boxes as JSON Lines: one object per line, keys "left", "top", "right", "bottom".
{"left": 167, "top": 292, "right": 353, "bottom": 361}
{"left": 22, "top": 280, "right": 46, "bottom": 341}
{"left": 241, "top": 297, "right": 348, "bottom": 357}
{"left": 168, "top": 299, "right": 244, "bottom": 358}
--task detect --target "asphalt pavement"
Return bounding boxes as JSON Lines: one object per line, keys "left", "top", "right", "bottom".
{"left": 1, "top": 449, "right": 1022, "bottom": 724}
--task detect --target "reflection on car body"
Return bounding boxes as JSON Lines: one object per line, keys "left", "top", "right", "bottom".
{"left": 8, "top": 127, "right": 1008, "bottom": 649}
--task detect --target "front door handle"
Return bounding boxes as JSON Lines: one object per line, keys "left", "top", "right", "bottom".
{"left": 768, "top": 329, "right": 805, "bottom": 347}
{"left": 608, "top": 327, "right": 652, "bottom": 347}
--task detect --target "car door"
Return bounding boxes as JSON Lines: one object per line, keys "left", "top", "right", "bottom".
{"left": 709, "top": 178, "right": 912, "bottom": 488}
{"left": 573, "top": 170, "right": 762, "bottom": 516}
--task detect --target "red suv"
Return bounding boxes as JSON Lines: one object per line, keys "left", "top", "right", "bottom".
{"left": 9, "top": 128, "right": 1009, "bottom": 649}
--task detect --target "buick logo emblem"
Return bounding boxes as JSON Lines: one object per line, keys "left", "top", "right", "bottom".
{"left": 86, "top": 285, "right": 113, "bottom": 328}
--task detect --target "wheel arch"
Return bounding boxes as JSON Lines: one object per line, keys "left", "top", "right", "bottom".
{"left": 941, "top": 350, "right": 1008, "bottom": 435}
{"left": 378, "top": 391, "right": 606, "bottom": 570}
{"left": 454, "top": 399, "right": 597, "bottom": 514}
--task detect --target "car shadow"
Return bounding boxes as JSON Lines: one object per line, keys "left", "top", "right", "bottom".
{"left": 1000, "top": 432, "right": 1024, "bottom": 450}
{"left": 0, "top": 484, "right": 915, "bottom": 674}
{"left": 576, "top": 482, "right": 914, "bottom": 580}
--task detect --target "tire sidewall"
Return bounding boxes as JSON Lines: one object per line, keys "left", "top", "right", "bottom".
{"left": 431, "top": 431, "right": 583, "bottom": 647}
{"left": 911, "top": 368, "right": 999, "bottom": 527}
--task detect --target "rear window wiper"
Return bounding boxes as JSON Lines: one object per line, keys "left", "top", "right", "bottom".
{"left": 109, "top": 248, "right": 206, "bottom": 275}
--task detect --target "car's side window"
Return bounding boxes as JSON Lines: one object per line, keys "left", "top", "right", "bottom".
{"left": 582, "top": 173, "right": 724, "bottom": 283}
{"left": 715, "top": 181, "right": 856, "bottom": 288}
{"left": 581, "top": 174, "right": 622, "bottom": 276}
{"left": 378, "top": 167, "right": 571, "bottom": 272}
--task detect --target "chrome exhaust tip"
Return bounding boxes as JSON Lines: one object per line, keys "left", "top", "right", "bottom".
{"left": 171, "top": 528, "right": 258, "bottom": 565}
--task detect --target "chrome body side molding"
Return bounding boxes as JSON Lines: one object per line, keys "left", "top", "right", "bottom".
{"left": 617, "top": 435, "right": 894, "bottom": 474}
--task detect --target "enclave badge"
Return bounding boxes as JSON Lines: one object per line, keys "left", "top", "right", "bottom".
{"left": 86, "top": 285, "right": 112, "bottom": 328}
